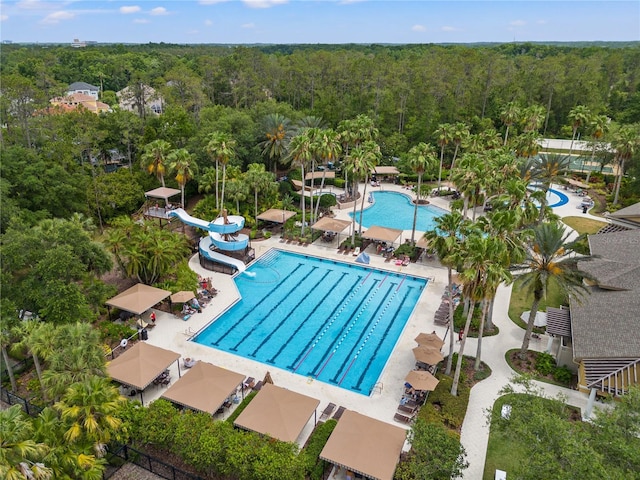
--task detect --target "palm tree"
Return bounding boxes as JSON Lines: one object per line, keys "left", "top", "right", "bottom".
{"left": 514, "top": 131, "right": 541, "bottom": 159}
{"left": 522, "top": 104, "right": 546, "bottom": 133}
{"left": 225, "top": 178, "right": 249, "bottom": 214}
{"left": 451, "top": 153, "right": 486, "bottom": 220}
{"left": 312, "top": 128, "right": 342, "bottom": 223}
{"left": 516, "top": 222, "right": 589, "bottom": 359}
{"left": 245, "top": 163, "right": 276, "bottom": 226}
{"left": 585, "top": 115, "right": 609, "bottom": 183}
{"left": 0, "top": 300, "right": 19, "bottom": 392}
{"left": 611, "top": 124, "right": 640, "bottom": 206}
{"left": 168, "top": 148, "right": 197, "bottom": 208}
{"left": 448, "top": 122, "right": 469, "bottom": 178}
{"left": 344, "top": 141, "right": 380, "bottom": 243}
{"left": 567, "top": 105, "right": 591, "bottom": 156}
{"left": 423, "top": 212, "right": 469, "bottom": 376}
{"left": 11, "top": 320, "right": 54, "bottom": 403}
{"left": 287, "top": 133, "right": 313, "bottom": 236}
{"left": 205, "top": 132, "right": 236, "bottom": 211}
{"left": 434, "top": 123, "right": 453, "bottom": 191}
{"left": 140, "top": 139, "right": 172, "bottom": 187}
{"left": 55, "top": 377, "right": 125, "bottom": 459}
{"left": 0, "top": 405, "right": 53, "bottom": 480}
{"left": 500, "top": 102, "right": 521, "bottom": 146}
{"left": 356, "top": 141, "right": 382, "bottom": 237}
{"left": 532, "top": 153, "right": 571, "bottom": 223}
{"left": 259, "top": 113, "right": 292, "bottom": 173}
{"left": 407, "top": 142, "right": 437, "bottom": 243}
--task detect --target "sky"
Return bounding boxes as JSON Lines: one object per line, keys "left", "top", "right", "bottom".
{"left": 0, "top": 0, "right": 638, "bottom": 44}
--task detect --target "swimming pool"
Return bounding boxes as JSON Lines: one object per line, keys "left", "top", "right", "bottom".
{"left": 193, "top": 249, "right": 428, "bottom": 395}
{"left": 530, "top": 187, "right": 569, "bottom": 208}
{"left": 349, "top": 191, "right": 448, "bottom": 230}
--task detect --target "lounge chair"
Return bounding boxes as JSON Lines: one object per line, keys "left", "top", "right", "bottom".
{"left": 243, "top": 377, "right": 255, "bottom": 390}
{"left": 320, "top": 402, "right": 336, "bottom": 421}
{"left": 136, "top": 318, "right": 150, "bottom": 329}
{"left": 402, "top": 256, "right": 411, "bottom": 266}
{"left": 252, "top": 380, "right": 263, "bottom": 392}
{"left": 352, "top": 247, "right": 361, "bottom": 256}
{"left": 397, "top": 404, "right": 417, "bottom": 415}
{"left": 333, "top": 406, "right": 346, "bottom": 420}
{"left": 394, "top": 412, "right": 414, "bottom": 424}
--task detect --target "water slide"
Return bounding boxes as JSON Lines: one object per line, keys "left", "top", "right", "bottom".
{"left": 168, "top": 208, "right": 248, "bottom": 272}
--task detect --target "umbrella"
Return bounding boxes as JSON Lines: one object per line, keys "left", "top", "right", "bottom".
{"left": 171, "top": 291, "right": 196, "bottom": 303}
{"left": 412, "top": 345, "right": 444, "bottom": 366}
{"left": 405, "top": 370, "right": 439, "bottom": 391}
{"left": 414, "top": 332, "right": 445, "bottom": 350}
{"left": 520, "top": 310, "right": 547, "bottom": 327}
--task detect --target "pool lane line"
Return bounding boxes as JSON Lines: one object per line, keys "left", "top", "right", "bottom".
{"left": 232, "top": 265, "right": 321, "bottom": 352}
{"left": 210, "top": 263, "right": 305, "bottom": 346}
{"left": 351, "top": 288, "right": 414, "bottom": 393}
{"left": 270, "top": 271, "right": 351, "bottom": 365}
{"left": 251, "top": 268, "right": 330, "bottom": 358}
{"left": 329, "top": 282, "right": 396, "bottom": 384}
{"left": 361, "top": 271, "right": 371, "bottom": 284}
{"left": 288, "top": 275, "right": 365, "bottom": 371}
{"left": 378, "top": 273, "right": 389, "bottom": 288}
{"left": 315, "top": 351, "right": 334, "bottom": 378}
{"left": 307, "top": 280, "right": 379, "bottom": 376}
{"left": 396, "top": 274, "right": 407, "bottom": 291}
{"left": 338, "top": 356, "right": 357, "bottom": 386}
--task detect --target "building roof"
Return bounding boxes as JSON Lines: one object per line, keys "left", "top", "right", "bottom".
{"left": 374, "top": 166, "right": 400, "bottom": 175}
{"left": 107, "top": 342, "right": 180, "bottom": 390}
{"left": 256, "top": 209, "right": 297, "bottom": 224}
{"left": 105, "top": 283, "right": 171, "bottom": 315}
{"left": 607, "top": 202, "right": 640, "bottom": 228}
{"left": 571, "top": 230, "right": 640, "bottom": 360}
{"left": 546, "top": 307, "right": 571, "bottom": 337}
{"left": 361, "top": 225, "right": 402, "bottom": 244}
{"left": 320, "top": 410, "right": 406, "bottom": 480}
{"left": 68, "top": 81, "right": 99, "bottom": 92}
{"left": 310, "top": 217, "right": 351, "bottom": 233}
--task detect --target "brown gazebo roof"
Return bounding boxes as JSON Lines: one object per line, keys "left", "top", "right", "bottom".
{"left": 257, "top": 209, "right": 297, "bottom": 224}
{"left": 233, "top": 383, "right": 319, "bottom": 443}
{"left": 405, "top": 370, "right": 440, "bottom": 391}
{"left": 374, "top": 166, "right": 400, "bottom": 176}
{"left": 106, "top": 284, "right": 171, "bottom": 315}
{"left": 305, "top": 171, "right": 336, "bottom": 180}
{"left": 362, "top": 226, "right": 402, "bottom": 244}
{"left": 320, "top": 410, "right": 406, "bottom": 480}
{"left": 145, "top": 187, "right": 181, "bottom": 200}
{"left": 311, "top": 217, "right": 351, "bottom": 233}
{"left": 161, "top": 361, "right": 244, "bottom": 414}
{"left": 107, "top": 342, "right": 180, "bottom": 390}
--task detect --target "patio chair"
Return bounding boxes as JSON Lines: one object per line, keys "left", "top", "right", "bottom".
{"left": 397, "top": 404, "right": 417, "bottom": 415}
{"left": 320, "top": 402, "right": 336, "bottom": 421}
{"left": 252, "top": 380, "right": 263, "bottom": 392}
{"left": 402, "top": 256, "right": 411, "bottom": 266}
{"left": 333, "top": 406, "right": 346, "bottom": 420}
{"left": 394, "top": 412, "right": 414, "bottom": 424}
{"left": 243, "top": 377, "right": 255, "bottom": 390}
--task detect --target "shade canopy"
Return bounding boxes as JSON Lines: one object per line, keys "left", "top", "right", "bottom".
{"left": 234, "top": 383, "right": 319, "bottom": 443}
{"left": 311, "top": 217, "right": 351, "bottom": 233}
{"left": 170, "top": 291, "right": 195, "bottom": 303}
{"left": 405, "top": 370, "right": 440, "bottom": 391}
{"left": 320, "top": 410, "right": 406, "bottom": 480}
{"left": 415, "top": 236, "right": 429, "bottom": 249}
{"left": 107, "top": 342, "right": 180, "bottom": 390}
{"left": 106, "top": 283, "right": 171, "bottom": 315}
{"left": 373, "top": 166, "right": 400, "bottom": 176}
{"left": 362, "top": 226, "right": 402, "bottom": 244}
{"left": 414, "top": 333, "right": 444, "bottom": 350}
{"left": 305, "top": 171, "right": 336, "bottom": 180}
{"left": 566, "top": 178, "right": 590, "bottom": 190}
{"left": 145, "top": 187, "right": 181, "bottom": 200}
{"left": 257, "top": 209, "right": 297, "bottom": 224}
{"left": 161, "top": 361, "right": 244, "bottom": 414}
{"left": 412, "top": 345, "right": 444, "bottom": 365}
{"left": 521, "top": 310, "right": 547, "bottom": 327}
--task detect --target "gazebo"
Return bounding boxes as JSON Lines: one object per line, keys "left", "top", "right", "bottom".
{"left": 144, "top": 187, "right": 181, "bottom": 220}
{"left": 105, "top": 283, "right": 171, "bottom": 319}
{"left": 311, "top": 217, "right": 352, "bottom": 244}
{"left": 233, "top": 383, "right": 320, "bottom": 443}
{"left": 320, "top": 410, "right": 406, "bottom": 480}
{"left": 107, "top": 342, "right": 181, "bottom": 404}
{"left": 161, "top": 361, "right": 245, "bottom": 414}
{"left": 257, "top": 209, "right": 297, "bottom": 226}
{"left": 362, "top": 226, "right": 403, "bottom": 246}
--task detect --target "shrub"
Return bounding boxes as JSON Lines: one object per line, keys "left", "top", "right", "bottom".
{"left": 302, "top": 419, "right": 337, "bottom": 480}
{"left": 226, "top": 391, "right": 257, "bottom": 424}
{"left": 96, "top": 320, "right": 137, "bottom": 345}
{"left": 535, "top": 352, "right": 556, "bottom": 376}
{"left": 264, "top": 231, "right": 272, "bottom": 239}
{"left": 334, "top": 178, "right": 345, "bottom": 188}
{"left": 421, "top": 374, "right": 470, "bottom": 430}
{"left": 553, "top": 365, "right": 573, "bottom": 385}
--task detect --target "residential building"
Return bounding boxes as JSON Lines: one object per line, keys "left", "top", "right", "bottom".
{"left": 67, "top": 81, "right": 99, "bottom": 99}
{"left": 117, "top": 84, "right": 163, "bottom": 116}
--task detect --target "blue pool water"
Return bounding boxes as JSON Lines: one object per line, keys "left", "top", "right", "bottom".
{"left": 349, "top": 191, "right": 448, "bottom": 230}
{"left": 193, "top": 249, "right": 428, "bottom": 395}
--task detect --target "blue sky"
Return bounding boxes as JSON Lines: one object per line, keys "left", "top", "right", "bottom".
{"left": 0, "top": 1, "right": 638, "bottom": 44}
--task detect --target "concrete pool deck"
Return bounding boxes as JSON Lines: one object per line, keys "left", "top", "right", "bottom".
{"left": 136, "top": 181, "right": 604, "bottom": 478}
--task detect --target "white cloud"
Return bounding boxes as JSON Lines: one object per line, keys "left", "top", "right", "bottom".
{"left": 1, "top": 14, "right": 8, "bottom": 21}
{"left": 242, "top": 22, "right": 255, "bottom": 28}
{"left": 17, "top": 0, "right": 56, "bottom": 11}
{"left": 204, "top": 19, "right": 213, "bottom": 26}
{"left": 510, "top": 19, "right": 526, "bottom": 26}
{"left": 339, "top": 0, "right": 367, "bottom": 4}
{"left": 120, "top": 5, "right": 141, "bottom": 14}
{"left": 150, "top": 7, "right": 168, "bottom": 16}
{"left": 199, "top": 0, "right": 229, "bottom": 4}
{"left": 40, "top": 10, "right": 74, "bottom": 24}
{"left": 411, "top": 24, "right": 426, "bottom": 32}
{"left": 441, "top": 26, "right": 458, "bottom": 32}
{"left": 133, "top": 18, "right": 150, "bottom": 24}
{"left": 242, "top": 0, "right": 288, "bottom": 9}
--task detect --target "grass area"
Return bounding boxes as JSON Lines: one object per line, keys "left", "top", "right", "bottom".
{"left": 504, "top": 349, "right": 574, "bottom": 388}
{"left": 562, "top": 216, "right": 607, "bottom": 234}
{"left": 507, "top": 276, "right": 566, "bottom": 330}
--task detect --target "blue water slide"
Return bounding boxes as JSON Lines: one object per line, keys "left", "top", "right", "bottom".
{"left": 167, "top": 208, "right": 249, "bottom": 254}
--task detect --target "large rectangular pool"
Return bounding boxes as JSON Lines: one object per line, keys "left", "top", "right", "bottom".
{"left": 193, "top": 249, "right": 428, "bottom": 395}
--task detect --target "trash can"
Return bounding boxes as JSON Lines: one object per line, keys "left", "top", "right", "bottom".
{"left": 140, "top": 328, "right": 148, "bottom": 341}
{"left": 582, "top": 205, "right": 588, "bottom": 214}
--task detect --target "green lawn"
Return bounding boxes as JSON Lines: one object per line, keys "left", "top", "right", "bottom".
{"left": 562, "top": 216, "right": 607, "bottom": 235}
{"left": 508, "top": 276, "right": 566, "bottom": 330}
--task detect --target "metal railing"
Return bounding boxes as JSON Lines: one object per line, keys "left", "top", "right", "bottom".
{"left": 104, "top": 444, "right": 204, "bottom": 480}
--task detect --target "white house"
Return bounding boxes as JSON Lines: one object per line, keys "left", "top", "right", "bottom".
{"left": 67, "top": 82, "right": 100, "bottom": 100}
